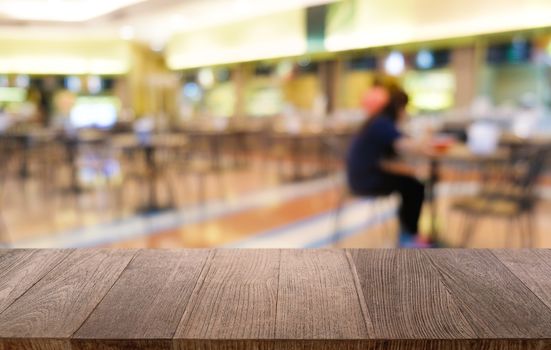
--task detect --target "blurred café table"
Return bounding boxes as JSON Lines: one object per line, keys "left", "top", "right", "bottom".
{"left": 184, "top": 129, "right": 232, "bottom": 171}
{"left": 421, "top": 139, "right": 510, "bottom": 244}
{"left": 270, "top": 129, "right": 328, "bottom": 182}
{"left": 499, "top": 132, "right": 551, "bottom": 152}
{"left": 60, "top": 130, "right": 109, "bottom": 194}
{"left": 184, "top": 127, "right": 257, "bottom": 170}
{"left": 1, "top": 128, "right": 57, "bottom": 179}
{"left": 112, "top": 133, "right": 188, "bottom": 214}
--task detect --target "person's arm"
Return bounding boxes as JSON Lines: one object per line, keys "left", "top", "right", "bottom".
{"left": 382, "top": 135, "right": 434, "bottom": 177}
{"left": 394, "top": 136, "right": 431, "bottom": 156}
{"left": 380, "top": 158, "right": 416, "bottom": 176}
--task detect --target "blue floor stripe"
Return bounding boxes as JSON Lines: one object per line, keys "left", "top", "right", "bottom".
{"left": 222, "top": 198, "right": 377, "bottom": 248}
{"left": 225, "top": 200, "right": 397, "bottom": 248}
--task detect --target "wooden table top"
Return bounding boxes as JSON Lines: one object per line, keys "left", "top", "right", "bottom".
{"left": 1, "top": 249, "right": 551, "bottom": 349}
{"left": 111, "top": 133, "right": 189, "bottom": 149}
{"left": 427, "top": 143, "right": 510, "bottom": 163}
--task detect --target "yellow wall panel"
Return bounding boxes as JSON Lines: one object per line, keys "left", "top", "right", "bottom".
{"left": 340, "top": 71, "right": 374, "bottom": 109}
{"left": 283, "top": 74, "right": 320, "bottom": 110}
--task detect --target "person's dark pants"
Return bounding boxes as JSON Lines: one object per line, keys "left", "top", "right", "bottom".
{"left": 351, "top": 174, "right": 424, "bottom": 235}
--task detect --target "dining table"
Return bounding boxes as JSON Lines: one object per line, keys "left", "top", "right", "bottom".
{"left": 112, "top": 133, "right": 188, "bottom": 214}
{"left": 270, "top": 130, "right": 329, "bottom": 182}
{"left": 1, "top": 248, "right": 551, "bottom": 349}
{"left": 1, "top": 129, "right": 57, "bottom": 179}
{"left": 423, "top": 143, "right": 510, "bottom": 244}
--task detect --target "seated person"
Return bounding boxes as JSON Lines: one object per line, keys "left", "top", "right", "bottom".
{"left": 346, "top": 83, "right": 430, "bottom": 247}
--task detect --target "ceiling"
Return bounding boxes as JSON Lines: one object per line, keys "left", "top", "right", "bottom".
{"left": 0, "top": 0, "right": 338, "bottom": 50}
{"left": 0, "top": 0, "right": 147, "bottom": 22}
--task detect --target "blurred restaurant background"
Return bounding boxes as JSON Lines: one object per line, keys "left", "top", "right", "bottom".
{"left": 0, "top": 0, "right": 550, "bottom": 249}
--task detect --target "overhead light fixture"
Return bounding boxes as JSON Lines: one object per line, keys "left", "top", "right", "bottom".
{"left": 119, "top": 26, "right": 135, "bottom": 41}
{"left": 15, "top": 75, "right": 30, "bottom": 89}
{"left": 87, "top": 76, "right": 102, "bottom": 94}
{"left": 65, "top": 76, "right": 82, "bottom": 93}
{"left": 197, "top": 68, "right": 215, "bottom": 88}
{"left": 298, "top": 58, "right": 311, "bottom": 67}
{"left": 416, "top": 49, "right": 434, "bottom": 70}
{"left": 384, "top": 51, "right": 405, "bottom": 76}
{"left": 276, "top": 60, "right": 294, "bottom": 78}
{"left": 183, "top": 82, "right": 202, "bottom": 102}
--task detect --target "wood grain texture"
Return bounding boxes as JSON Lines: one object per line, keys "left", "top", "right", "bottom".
{"left": 70, "top": 339, "right": 171, "bottom": 350}
{"left": 275, "top": 249, "right": 368, "bottom": 340}
{"left": 0, "top": 249, "right": 135, "bottom": 349}
{"left": 173, "top": 249, "right": 279, "bottom": 347}
{"left": 423, "top": 249, "right": 551, "bottom": 338}
{"left": 348, "top": 249, "right": 476, "bottom": 339}
{"left": 492, "top": 249, "right": 551, "bottom": 310}
{"left": 357, "top": 339, "right": 551, "bottom": 350}
{"left": 73, "top": 249, "right": 211, "bottom": 350}
{"left": 170, "top": 339, "right": 551, "bottom": 350}
{"left": 0, "top": 249, "right": 72, "bottom": 314}
{"left": 173, "top": 339, "right": 360, "bottom": 350}
{"left": 0, "top": 338, "right": 71, "bottom": 350}
{"left": 2, "top": 249, "right": 551, "bottom": 350}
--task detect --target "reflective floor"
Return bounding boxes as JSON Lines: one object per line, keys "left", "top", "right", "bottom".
{"left": 2, "top": 154, "right": 550, "bottom": 249}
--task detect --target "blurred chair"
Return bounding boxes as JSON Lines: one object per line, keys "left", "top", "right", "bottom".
{"left": 0, "top": 137, "right": 15, "bottom": 243}
{"left": 327, "top": 135, "right": 394, "bottom": 247}
{"left": 116, "top": 134, "right": 186, "bottom": 214}
{"left": 451, "top": 145, "right": 549, "bottom": 247}
{"left": 164, "top": 137, "right": 226, "bottom": 209}
{"left": 333, "top": 188, "right": 394, "bottom": 247}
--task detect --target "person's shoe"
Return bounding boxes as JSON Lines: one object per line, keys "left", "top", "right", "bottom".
{"left": 399, "top": 233, "right": 433, "bottom": 248}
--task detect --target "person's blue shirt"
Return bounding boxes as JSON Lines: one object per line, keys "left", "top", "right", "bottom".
{"left": 346, "top": 115, "right": 402, "bottom": 194}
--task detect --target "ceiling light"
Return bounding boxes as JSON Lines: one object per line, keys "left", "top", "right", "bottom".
{"left": 119, "top": 26, "right": 135, "bottom": 40}
{"left": 87, "top": 76, "right": 102, "bottom": 94}
{"left": 197, "top": 68, "right": 215, "bottom": 88}
{"left": 298, "top": 58, "right": 311, "bottom": 67}
{"left": 65, "top": 76, "right": 82, "bottom": 93}
{"left": 15, "top": 75, "right": 30, "bottom": 89}
{"left": 416, "top": 50, "right": 434, "bottom": 70}
{"left": 384, "top": 51, "right": 405, "bottom": 76}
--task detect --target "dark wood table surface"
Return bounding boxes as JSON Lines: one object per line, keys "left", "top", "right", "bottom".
{"left": 1, "top": 249, "right": 551, "bottom": 349}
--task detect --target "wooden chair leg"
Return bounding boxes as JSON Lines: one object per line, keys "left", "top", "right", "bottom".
{"left": 453, "top": 211, "right": 466, "bottom": 247}
{"left": 216, "top": 170, "right": 226, "bottom": 201}
{"left": 509, "top": 217, "right": 520, "bottom": 248}
{"left": 524, "top": 212, "right": 535, "bottom": 248}
{"left": 373, "top": 198, "right": 391, "bottom": 244}
{"left": 332, "top": 191, "right": 347, "bottom": 248}
{"left": 0, "top": 213, "right": 10, "bottom": 245}
{"left": 513, "top": 215, "right": 525, "bottom": 248}
{"left": 460, "top": 214, "right": 477, "bottom": 248}
{"left": 197, "top": 173, "right": 207, "bottom": 220}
